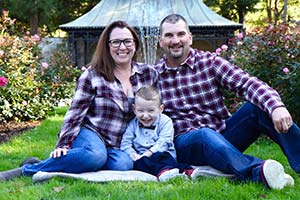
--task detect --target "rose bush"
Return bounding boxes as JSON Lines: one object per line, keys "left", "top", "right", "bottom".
{"left": 0, "top": 11, "right": 80, "bottom": 123}
{"left": 219, "top": 23, "right": 300, "bottom": 124}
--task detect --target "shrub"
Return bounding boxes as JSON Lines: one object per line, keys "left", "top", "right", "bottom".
{"left": 219, "top": 23, "right": 300, "bottom": 124}
{"left": 38, "top": 44, "right": 81, "bottom": 106}
{"left": 0, "top": 11, "right": 80, "bottom": 123}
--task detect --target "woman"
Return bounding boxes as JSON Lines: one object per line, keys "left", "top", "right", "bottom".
{"left": 0, "top": 21, "right": 158, "bottom": 180}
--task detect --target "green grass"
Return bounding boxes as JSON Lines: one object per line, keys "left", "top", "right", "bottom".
{"left": 0, "top": 108, "right": 299, "bottom": 200}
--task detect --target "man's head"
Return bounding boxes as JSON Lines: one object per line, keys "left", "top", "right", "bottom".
{"left": 159, "top": 14, "right": 192, "bottom": 67}
{"left": 133, "top": 85, "right": 164, "bottom": 127}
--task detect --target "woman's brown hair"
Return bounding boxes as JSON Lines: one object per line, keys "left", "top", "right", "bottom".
{"left": 91, "top": 21, "right": 140, "bottom": 82}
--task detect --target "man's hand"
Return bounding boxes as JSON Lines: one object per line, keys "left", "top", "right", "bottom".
{"left": 271, "top": 107, "right": 293, "bottom": 133}
{"left": 50, "top": 148, "right": 69, "bottom": 158}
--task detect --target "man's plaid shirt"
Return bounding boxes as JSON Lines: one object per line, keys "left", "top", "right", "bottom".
{"left": 56, "top": 63, "right": 158, "bottom": 149}
{"left": 155, "top": 48, "right": 284, "bottom": 137}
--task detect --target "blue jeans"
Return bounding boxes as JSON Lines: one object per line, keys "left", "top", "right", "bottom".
{"left": 223, "top": 102, "right": 300, "bottom": 172}
{"left": 174, "top": 102, "right": 300, "bottom": 182}
{"left": 22, "top": 127, "right": 133, "bottom": 176}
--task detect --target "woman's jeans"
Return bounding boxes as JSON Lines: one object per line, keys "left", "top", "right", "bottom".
{"left": 174, "top": 102, "right": 300, "bottom": 182}
{"left": 22, "top": 128, "right": 133, "bottom": 176}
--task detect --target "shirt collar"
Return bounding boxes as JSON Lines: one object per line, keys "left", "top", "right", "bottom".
{"left": 131, "top": 62, "right": 143, "bottom": 76}
{"left": 156, "top": 48, "right": 196, "bottom": 73}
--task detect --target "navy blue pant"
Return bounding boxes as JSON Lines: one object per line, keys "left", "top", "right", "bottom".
{"left": 134, "top": 152, "right": 192, "bottom": 176}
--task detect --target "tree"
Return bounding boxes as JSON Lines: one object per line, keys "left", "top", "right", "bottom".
{"left": 263, "top": 0, "right": 297, "bottom": 25}
{"left": 0, "top": 0, "right": 99, "bottom": 34}
{"left": 203, "top": 0, "right": 260, "bottom": 25}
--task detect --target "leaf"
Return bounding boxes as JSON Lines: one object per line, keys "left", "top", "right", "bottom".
{"left": 53, "top": 186, "right": 65, "bottom": 193}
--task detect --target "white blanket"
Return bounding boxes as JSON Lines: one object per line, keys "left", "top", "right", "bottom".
{"left": 32, "top": 166, "right": 235, "bottom": 183}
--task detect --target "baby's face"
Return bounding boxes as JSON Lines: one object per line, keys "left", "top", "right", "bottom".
{"left": 133, "top": 96, "right": 163, "bottom": 127}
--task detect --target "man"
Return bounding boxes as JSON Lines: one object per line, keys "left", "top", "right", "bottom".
{"left": 155, "top": 13, "right": 300, "bottom": 189}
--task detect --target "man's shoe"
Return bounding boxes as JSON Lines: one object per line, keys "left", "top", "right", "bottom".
{"left": 261, "top": 159, "right": 294, "bottom": 189}
{"left": 0, "top": 167, "right": 23, "bottom": 181}
{"left": 157, "top": 168, "right": 181, "bottom": 182}
{"left": 19, "top": 157, "right": 41, "bottom": 167}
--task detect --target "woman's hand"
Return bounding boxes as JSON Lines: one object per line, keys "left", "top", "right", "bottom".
{"left": 50, "top": 148, "right": 69, "bottom": 158}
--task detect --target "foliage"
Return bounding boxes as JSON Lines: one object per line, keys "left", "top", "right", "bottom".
{"left": 0, "top": 110, "right": 299, "bottom": 199}
{"left": 262, "top": 0, "right": 299, "bottom": 25}
{"left": 219, "top": 23, "right": 300, "bottom": 124}
{"left": 0, "top": 11, "right": 80, "bottom": 123}
{"left": 0, "top": 0, "right": 99, "bottom": 34}
{"left": 38, "top": 44, "right": 81, "bottom": 106}
{"left": 203, "top": 0, "right": 260, "bottom": 24}
{"left": 245, "top": 0, "right": 300, "bottom": 28}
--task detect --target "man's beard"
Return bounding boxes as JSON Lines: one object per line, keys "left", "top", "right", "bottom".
{"left": 169, "top": 46, "right": 184, "bottom": 59}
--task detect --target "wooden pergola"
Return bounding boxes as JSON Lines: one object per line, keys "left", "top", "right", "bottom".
{"left": 60, "top": 0, "right": 243, "bottom": 66}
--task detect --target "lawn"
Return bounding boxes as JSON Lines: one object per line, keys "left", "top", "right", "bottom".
{"left": 0, "top": 107, "right": 299, "bottom": 200}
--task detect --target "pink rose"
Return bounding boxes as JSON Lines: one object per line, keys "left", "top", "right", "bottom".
{"left": 41, "top": 62, "right": 49, "bottom": 69}
{"left": 221, "top": 44, "right": 228, "bottom": 51}
{"left": 0, "top": 50, "right": 4, "bottom": 57}
{"left": 237, "top": 32, "right": 243, "bottom": 39}
{"left": 31, "top": 34, "right": 40, "bottom": 42}
{"left": 237, "top": 41, "right": 243, "bottom": 46}
{"left": 283, "top": 67, "right": 289, "bottom": 74}
{"left": 0, "top": 76, "right": 8, "bottom": 87}
{"left": 267, "top": 25, "right": 274, "bottom": 32}
{"left": 268, "top": 41, "right": 275, "bottom": 46}
{"left": 2, "top": 10, "right": 8, "bottom": 16}
{"left": 215, "top": 48, "right": 221, "bottom": 55}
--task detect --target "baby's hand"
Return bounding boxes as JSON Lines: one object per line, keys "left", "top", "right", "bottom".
{"left": 130, "top": 153, "right": 143, "bottom": 161}
{"left": 142, "top": 150, "right": 153, "bottom": 158}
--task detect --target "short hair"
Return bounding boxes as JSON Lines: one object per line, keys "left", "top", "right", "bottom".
{"left": 159, "top": 14, "right": 190, "bottom": 35}
{"left": 135, "top": 85, "right": 161, "bottom": 105}
{"left": 91, "top": 21, "right": 140, "bottom": 82}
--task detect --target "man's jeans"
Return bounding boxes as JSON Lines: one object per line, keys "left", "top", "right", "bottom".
{"left": 174, "top": 102, "right": 300, "bottom": 182}
{"left": 22, "top": 127, "right": 133, "bottom": 176}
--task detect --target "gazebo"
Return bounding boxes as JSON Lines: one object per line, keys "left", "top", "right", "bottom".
{"left": 60, "top": 0, "right": 242, "bottom": 66}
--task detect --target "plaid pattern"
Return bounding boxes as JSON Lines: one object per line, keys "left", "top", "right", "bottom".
{"left": 155, "top": 48, "right": 284, "bottom": 136}
{"left": 56, "top": 62, "right": 158, "bottom": 149}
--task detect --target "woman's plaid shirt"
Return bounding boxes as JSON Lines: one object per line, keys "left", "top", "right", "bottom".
{"left": 56, "top": 63, "right": 158, "bottom": 149}
{"left": 155, "top": 48, "right": 284, "bottom": 137}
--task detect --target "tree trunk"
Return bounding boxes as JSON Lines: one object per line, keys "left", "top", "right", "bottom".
{"left": 30, "top": 14, "right": 39, "bottom": 34}
{"left": 282, "top": 0, "right": 288, "bottom": 23}
{"left": 265, "top": 0, "right": 272, "bottom": 23}
{"left": 237, "top": 9, "right": 245, "bottom": 25}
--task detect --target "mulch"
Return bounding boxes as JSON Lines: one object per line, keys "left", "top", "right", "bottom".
{"left": 0, "top": 121, "right": 41, "bottom": 144}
